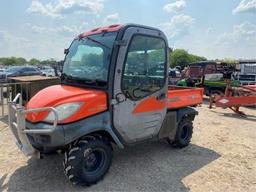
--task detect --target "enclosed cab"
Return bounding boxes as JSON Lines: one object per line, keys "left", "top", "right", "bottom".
{"left": 8, "top": 24, "right": 202, "bottom": 186}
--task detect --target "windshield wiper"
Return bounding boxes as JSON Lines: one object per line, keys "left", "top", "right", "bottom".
{"left": 85, "top": 36, "right": 111, "bottom": 49}
{"left": 62, "top": 74, "right": 107, "bottom": 86}
{"left": 61, "top": 73, "right": 81, "bottom": 81}
{"left": 94, "top": 79, "right": 107, "bottom": 85}
{"left": 65, "top": 75, "right": 95, "bottom": 84}
{"left": 79, "top": 78, "right": 107, "bottom": 86}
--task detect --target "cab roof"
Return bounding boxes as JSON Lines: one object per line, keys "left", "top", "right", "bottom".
{"left": 78, "top": 24, "right": 123, "bottom": 38}
{"left": 77, "top": 23, "right": 165, "bottom": 39}
{"left": 189, "top": 61, "right": 216, "bottom": 66}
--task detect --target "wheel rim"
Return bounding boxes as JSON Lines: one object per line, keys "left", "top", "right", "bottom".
{"left": 83, "top": 148, "right": 106, "bottom": 174}
{"left": 181, "top": 125, "right": 189, "bottom": 140}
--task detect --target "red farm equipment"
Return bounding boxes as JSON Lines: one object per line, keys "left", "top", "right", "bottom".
{"left": 209, "top": 80, "right": 256, "bottom": 116}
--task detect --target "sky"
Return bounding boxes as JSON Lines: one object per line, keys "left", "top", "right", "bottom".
{"left": 0, "top": 0, "right": 255, "bottom": 60}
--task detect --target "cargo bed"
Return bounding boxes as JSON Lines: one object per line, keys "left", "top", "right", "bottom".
{"left": 167, "top": 86, "right": 204, "bottom": 109}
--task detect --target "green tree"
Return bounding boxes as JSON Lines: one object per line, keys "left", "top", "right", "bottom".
{"left": 16, "top": 57, "right": 27, "bottom": 65}
{"left": 0, "top": 57, "right": 63, "bottom": 67}
{"left": 221, "top": 58, "right": 238, "bottom": 65}
{"left": 189, "top": 54, "right": 207, "bottom": 63}
{"left": 169, "top": 49, "right": 190, "bottom": 69}
{"left": 169, "top": 49, "right": 206, "bottom": 69}
{"left": 40, "top": 58, "right": 58, "bottom": 66}
{"left": 29, "top": 58, "right": 40, "bottom": 65}
{"left": 0, "top": 57, "right": 27, "bottom": 66}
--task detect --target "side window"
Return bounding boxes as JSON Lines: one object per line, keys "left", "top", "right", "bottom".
{"left": 122, "top": 35, "right": 166, "bottom": 100}
{"left": 20, "top": 68, "right": 27, "bottom": 72}
{"left": 205, "top": 64, "right": 216, "bottom": 74}
{"left": 26, "top": 67, "right": 34, "bottom": 72}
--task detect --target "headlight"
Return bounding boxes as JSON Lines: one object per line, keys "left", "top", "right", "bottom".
{"left": 45, "top": 102, "right": 82, "bottom": 122}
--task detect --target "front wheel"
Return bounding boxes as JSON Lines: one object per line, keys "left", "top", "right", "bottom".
{"left": 167, "top": 118, "right": 193, "bottom": 148}
{"left": 63, "top": 135, "right": 112, "bottom": 186}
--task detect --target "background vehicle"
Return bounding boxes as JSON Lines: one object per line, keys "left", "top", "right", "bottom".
{"left": 237, "top": 60, "right": 256, "bottom": 85}
{"left": 177, "top": 61, "right": 240, "bottom": 95}
{"left": 0, "top": 68, "right": 5, "bottom": 72}
{"left": 168, "top": 68, "right": 181, "bottom": 85}
{"left": 0, "top": 66, "right": 42, "bottom": 82}
{"left": 40, "top": 66, "right": 56, "bottom": 77}
{"left": 8, "top": 24, "right": 203, "bottom": 186}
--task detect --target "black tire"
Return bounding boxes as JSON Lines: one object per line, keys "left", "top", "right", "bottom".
{"left": 63, "top": 135, "right": 112, "bottom": 186}
{"left": 167, "top": 118, "right": 193, "bottom": 148}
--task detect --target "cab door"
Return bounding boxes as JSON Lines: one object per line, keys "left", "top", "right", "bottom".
{"left": 113, "top": 26, "right": 168, "bottom": 144}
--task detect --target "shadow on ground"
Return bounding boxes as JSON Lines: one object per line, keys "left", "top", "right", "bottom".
{"left": 0, "top": 115, "right": 8, "bottom": 125}
{"left": 209, "top": 109, "right": 256, "bottom": 122}
{"left": 4, "top": 142, "right": 220, "bottom": 192}
{"left": 204, "top": 97, "right": 256, "bottom": 122}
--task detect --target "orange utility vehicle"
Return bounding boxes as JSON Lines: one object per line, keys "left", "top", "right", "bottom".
{"left": 8, "top": 24, "right": 203, "bottom": 186}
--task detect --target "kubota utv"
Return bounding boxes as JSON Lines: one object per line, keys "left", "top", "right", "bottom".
{"left": 8, "top": 24, "right": 203, "bottom": 186}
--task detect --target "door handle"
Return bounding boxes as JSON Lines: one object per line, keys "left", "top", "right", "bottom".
{"left": 115, "top": 93, "right": 127, "bottom": 104}
{"left": 156, "top": 93, "right": 166, "bottom": 100}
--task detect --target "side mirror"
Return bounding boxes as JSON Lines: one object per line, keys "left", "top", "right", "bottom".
{"left": 64, "top": 49, "right": 69, "bottom": 55}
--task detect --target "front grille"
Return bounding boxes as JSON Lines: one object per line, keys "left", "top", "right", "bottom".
{"left": 0, "top": 74, "right": 7, "bottom": 81}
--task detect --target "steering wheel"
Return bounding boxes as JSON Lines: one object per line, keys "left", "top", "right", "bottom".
{"left": 132, "top": 86, "right": 151, "bottom": 99}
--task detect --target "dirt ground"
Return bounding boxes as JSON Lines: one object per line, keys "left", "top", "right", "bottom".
{"left": 0, "top": 103, "right": 255, "bottom": 192}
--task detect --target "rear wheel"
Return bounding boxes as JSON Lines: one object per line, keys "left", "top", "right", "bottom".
{"left": 167, "top": 118, "right": 193, "bottom": 148}
{"left": 63, "top": 135, "right": 112, "bottom": 186}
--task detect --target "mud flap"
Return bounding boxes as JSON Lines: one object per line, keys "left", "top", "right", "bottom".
{"left": 158, "top": 111, "right": 177, "bottom": 140}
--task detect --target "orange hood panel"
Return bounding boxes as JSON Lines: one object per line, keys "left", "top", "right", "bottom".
{"left": 26, "top": 85, "right": 107, "bottom": 123}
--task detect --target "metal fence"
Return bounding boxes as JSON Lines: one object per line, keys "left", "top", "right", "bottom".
{"left": 0, "top": 82, "right": 30, "bottom": 117}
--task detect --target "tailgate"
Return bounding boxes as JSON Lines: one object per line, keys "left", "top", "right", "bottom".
{"left": 167, "top": 86, "right": 204, "bottom": 109}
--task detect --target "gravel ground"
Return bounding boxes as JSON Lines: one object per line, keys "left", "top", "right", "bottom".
{"left": 0, "top": 103, "right": 255, "bottom": 192}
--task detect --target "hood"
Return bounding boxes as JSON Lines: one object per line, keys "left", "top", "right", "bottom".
{"left": 0, "top": 72, "right": 7, "bottom": 76}
{"left": 26, "top": 85, "right": 107, "bottom": 123}
{"left": 0, "top": 72, "right": 14, "bottom": 76}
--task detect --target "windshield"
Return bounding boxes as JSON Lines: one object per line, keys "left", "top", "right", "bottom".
{"left": 62, "top": 32, "right": 117, "bottom": 85}
{"left": 5, "top": 67, "right": 22, "bottom": 73}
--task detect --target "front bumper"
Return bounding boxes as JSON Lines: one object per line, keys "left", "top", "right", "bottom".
{"left": 8, "top": 93, "right": 59, "bottom": 156}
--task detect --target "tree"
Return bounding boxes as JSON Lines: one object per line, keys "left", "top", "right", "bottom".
{"left": 189, "top": 54, "right": 207, "bottom": 63}
{"left": 169, "top": 49, "right": 190, "bottom": 69}
{"left": 40, "top": 58, "right": 58, "bottom": 67}
{"left": 0, "top": 57, "right": 63, "bottom": 68}
{"left": 16, "top": 57, "right": 27, "bottom": 65}
{"left": 221, "top": 58, "right": 238, "bottom": 65}
{"left": 169, "top": 49, "right": 206, "bottom": 69}
{"left": 0, "top": 57, "right": 27, "bottom": 66}
{"left": 29, "top": 58, "right": 40, "bottom": 65}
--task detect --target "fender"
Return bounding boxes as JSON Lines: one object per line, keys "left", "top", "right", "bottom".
{"left": 26, "top": 111, "right": 124, "bottom": 153}
{"left": 176, "top": 107, "right": 198, "bottom": 124}
{"left": 158, "top": 107, "right": 198, "bottom": 140}
{"left": 63, "top": 111, "right": 124, "bottom": 148}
